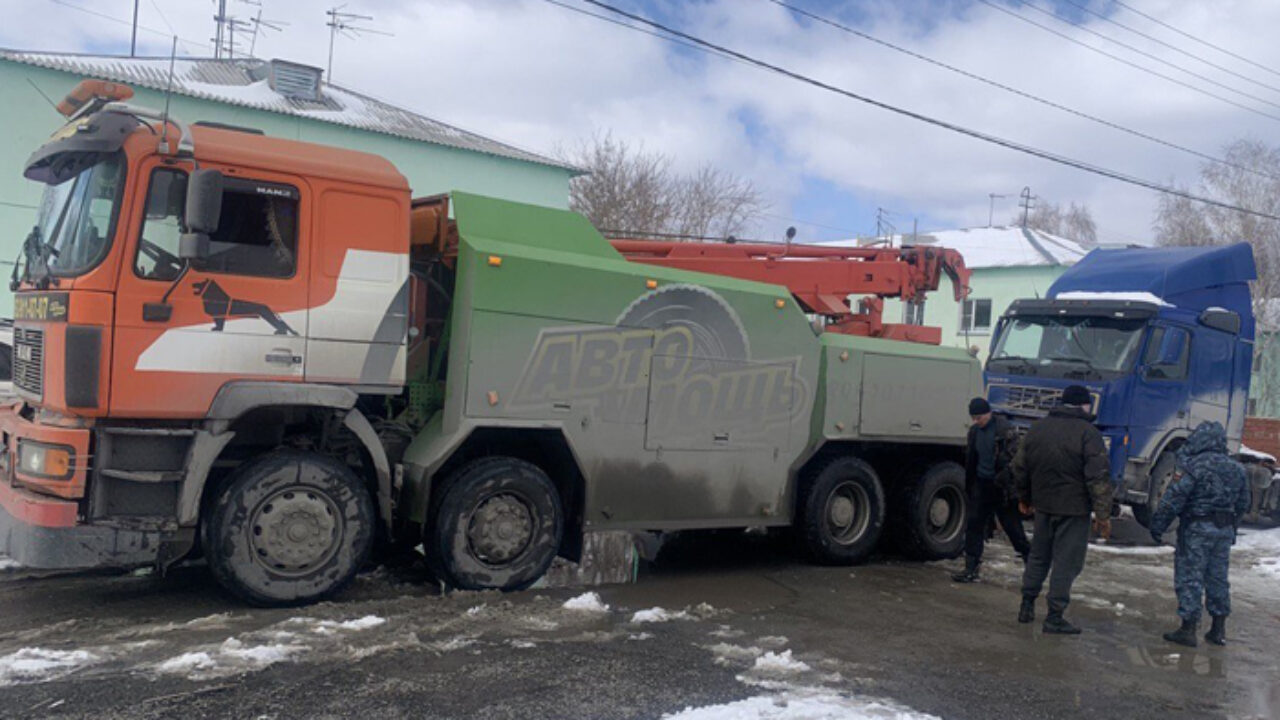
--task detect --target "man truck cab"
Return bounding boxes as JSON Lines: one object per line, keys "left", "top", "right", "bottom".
{"left": 984, "top": 244, "right": 1257, "bottom": 525}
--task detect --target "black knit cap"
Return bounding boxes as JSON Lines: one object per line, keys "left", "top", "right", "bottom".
{"left": 1061, "top": 385, "right": 1092, "bottom": 407}
{"left": 968, "top": 397, "right": 992, "bottom": 416}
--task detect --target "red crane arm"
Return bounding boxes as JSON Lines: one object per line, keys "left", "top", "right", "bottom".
{"left": 610, "top": 239, "right": 971, "bottom": 345}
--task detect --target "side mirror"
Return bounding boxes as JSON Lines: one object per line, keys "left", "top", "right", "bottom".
{"left": 180, "top": 168, "right": 223, "bottom": 259}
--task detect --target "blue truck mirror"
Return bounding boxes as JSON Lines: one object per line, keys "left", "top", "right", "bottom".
{"left": 1199, "top": 308, "right": 1241, "bottom": 334}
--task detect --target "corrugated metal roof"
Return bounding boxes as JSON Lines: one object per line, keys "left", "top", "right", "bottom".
{"left": 0, "top": 49, "right": 576, "bottom": 173}
{"left": 819, "top": 226, "right": 1089, "bottom": 270}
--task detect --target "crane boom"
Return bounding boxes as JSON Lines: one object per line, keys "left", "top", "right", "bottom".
{"left": 609, "top": 239, "right": 971, "bottom": 345}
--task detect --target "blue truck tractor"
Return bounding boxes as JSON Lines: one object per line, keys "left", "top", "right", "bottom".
{"left": 984, "top": 243, "right": 1257, "bottom": 526}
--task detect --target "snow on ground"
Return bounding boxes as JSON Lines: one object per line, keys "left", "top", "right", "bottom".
{"left": 1235, "top": 527, "right": 1280, "bottom": 580}
{"left": 752, "top": 651, "right": 811, "bottom": 674}
{"left": 154, "top": 637, "right": 302, "bottom": 679}
{"left": 631, "top": 607, "right": 694, "bottom": 623}
{"left": 664, "top": 688, "right": 941, "bottom": 720}
{"left": 1089, "top": 542, "right": 1174, "bottom": 556}
{"left": 562, "top": 592, "right": 610, "bottom": 613}
{"left": 0, "top": 555, "right": 20, "bottom": 571}
{"left": 0, "top": 648, "right": 99, "bottom": 686}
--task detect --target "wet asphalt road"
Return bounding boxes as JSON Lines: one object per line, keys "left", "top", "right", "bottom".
{"left": 0, "top": 519, "right": 1277, "bottom": 720}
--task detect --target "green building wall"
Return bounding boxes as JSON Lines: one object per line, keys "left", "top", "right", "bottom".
{"left": 0, "top": 59, "right": 574, "bottom": 317}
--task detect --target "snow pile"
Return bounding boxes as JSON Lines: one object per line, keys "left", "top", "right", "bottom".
{"left": 155, "top": 637, "right": 302, "bottom": 678}
{"left": 631, "top": 607, "right": 694, "bottom": 623}
{"left": 752, "top": 651, "right": 811, "bottom": 674}
{"left": 0, "top": 555, "right": 20, "bottom": 571}
{"left": 1056, "top": 291, "right": 1171, "bottom": 307}
{"left": 664, "top": 688, "right": 941, "bottom": 719}
{"left": 0, "top": 648, "right": 98, "bottom": 686}
{"left": 562, "top": 592, "right": 610, "bottom": 613}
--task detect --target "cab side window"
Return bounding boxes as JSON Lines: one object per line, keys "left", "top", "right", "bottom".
{"left": 1143, "top": 326, "right": 1190, "bottom": 381}
{"left": 134, "top": 172, "right": 299, "bottom": 281}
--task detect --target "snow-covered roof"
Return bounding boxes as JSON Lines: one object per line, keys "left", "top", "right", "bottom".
{"left": 0, "top": 49, "right": 575, "bottom": 172}
{"left": 819, "top": 226, "right": 1089, "bottom": 270}
{"left": 1056, "top": 291, "right": 1171, "bottom": 307}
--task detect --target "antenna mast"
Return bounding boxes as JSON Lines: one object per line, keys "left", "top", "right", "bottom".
{"left": 325, "top": 5, "right": 393, "bottom": 82}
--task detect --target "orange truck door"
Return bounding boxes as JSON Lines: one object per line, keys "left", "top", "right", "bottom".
{"left": 112, "top": 164, "right": 312, "bottom": 417}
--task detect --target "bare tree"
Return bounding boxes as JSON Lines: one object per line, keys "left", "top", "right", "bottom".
{"left": 1154, "top": 138, "right": 1280, "bottom": 417}
{"left": 563, "top": 133, "right": 765, "bottom": 240}
{"left": 1014, "top": 200, "right": 1098, "bottom": 245}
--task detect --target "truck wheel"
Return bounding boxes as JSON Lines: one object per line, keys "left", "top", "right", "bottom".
{"left": 889, "top": 461, "right": 967, "bottom": 560}
{"left": 426, "top": 457, "right": 563, "bottom": 591}
{"left": 799, "top": 456, "right": 885, "bottom": 564}
{"left": 1135, "top": 450, "right": 1179, "bottom": 530}
{"left": 205, "top": 450, "right": 375, "bottom": 606}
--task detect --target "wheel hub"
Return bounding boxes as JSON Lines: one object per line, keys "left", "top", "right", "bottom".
{"left": 825, "top": 482, "right": 870, "bottom": 545}
{"left": 829, "top": 496, "right": 855, "bottom": 528}
{"left": 929, "top": 497, "right": 952, "bottom": 527}
{"left": 250, "top": 489, "right": 340, "bottom": 575}
{"left": 468, "top": 493, "right": 534, "bottom": 564}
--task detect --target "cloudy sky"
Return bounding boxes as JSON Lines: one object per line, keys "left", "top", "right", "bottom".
{"left": 6, "top": 0, "right": 1279, "bottom": 244}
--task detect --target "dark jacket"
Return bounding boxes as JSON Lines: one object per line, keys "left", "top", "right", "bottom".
{"left": 1150, "top": 421, "right": 1250, "bottom": 536}
{"left": 1012, "top": 406, "right": 1112, "bottom": 517}
{"left": 965, "top": 414, "right": 1019, "bottom": 500}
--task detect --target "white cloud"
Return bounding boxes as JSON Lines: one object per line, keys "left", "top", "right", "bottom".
{"left": 6, "top": 0, "right": 1279, "bottom": 244}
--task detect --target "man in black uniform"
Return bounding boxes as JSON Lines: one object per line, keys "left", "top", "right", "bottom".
{"left": 952, "top": 397, "right": 1031, "bottom": 583}
{"left": 1012, "top": 385, "right": 1113, "bottom": 634}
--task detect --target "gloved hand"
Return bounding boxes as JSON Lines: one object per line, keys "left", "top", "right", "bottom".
{"left": 1150, "top": 531, "right": 1163, "bottom": 545}
{"left": 1092, "top": 518, "right": 1112, "bottom": 540}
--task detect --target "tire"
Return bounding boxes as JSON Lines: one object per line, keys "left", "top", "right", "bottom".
{"left": 798, "top": 456, "right": 885, "bottom": 565}
{"left": 205, "top": 450, "right": 375, "bottom": 606}
{"left": 1134, "top": 450, "right": 1179, "bottom": 531}
{"left": 888, "top": 461, "right": 967, "bottom": 560}
{"left": 426, "top": 457, "right": 563, "bottom": 591}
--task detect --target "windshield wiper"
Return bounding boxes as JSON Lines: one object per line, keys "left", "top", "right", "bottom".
{"left": 989, "top": 355, "right": 1038, "bottom": 374}
{"left": 1046, "top": 355, "right": 1100, "bottom": 376}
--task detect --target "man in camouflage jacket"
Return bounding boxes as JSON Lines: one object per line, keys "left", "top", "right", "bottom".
{"left": 1150, "top": 420, "right": 1250, "bottom": 647}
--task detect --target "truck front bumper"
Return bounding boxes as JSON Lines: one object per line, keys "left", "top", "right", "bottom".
{"left": 0, "top": 483, "right": 160, "bottom": 569}
{"left": 0, "top": 405, "right": 159, "bottom": 570}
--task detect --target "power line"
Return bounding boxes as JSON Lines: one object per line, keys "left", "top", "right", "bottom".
{"left": 769, "top": 0, "right": 1280, "bottom": 183}
{"left": 979, "top": 0, "right": 1280, "bottom": 117}
{"left": 1058, "top": 0, "right": 1280, "bottom": 96}
{"left": 46, "top": 0, "right": 204, "bottom": 55}
{"left": 1111, "top": 0, "right": 1280, "bottom": 81}
{"left": 567, "top": 0, "right": 1280, "bottom": 223}
{"left": 972, "top": 0, "right": 1280, "bottom": 122}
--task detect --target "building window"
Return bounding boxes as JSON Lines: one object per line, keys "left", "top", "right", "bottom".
{"left": 960, "top": 298, "right": 993, "bottom": 334}
{"left": 903, "top": 300, "right": 925, "bottom": 326}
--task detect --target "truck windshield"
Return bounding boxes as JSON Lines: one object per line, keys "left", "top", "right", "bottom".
{"left": 29, "top": 152, "right": 125, "bottom": 277}
{"left": 988, "top": 315, "right": 1147, "bottom": 379}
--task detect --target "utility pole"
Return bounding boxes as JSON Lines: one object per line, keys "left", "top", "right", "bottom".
{"left": 1018, "top": 186, "right": 1036, "bottom": 229}
{"left": 325, "top": 6, "right": 393, "bottom": 83}
{"left": 987, "top": 193, "right": 1007, "bottom": 228}
{"left": 213, "top": 0, "right": 228, "bottom": 58}
{"left": 875, "top": 207, "right": 897, "bottom": 242}
{"left": 130, "top": 0, "right": 140, "bottom": 57}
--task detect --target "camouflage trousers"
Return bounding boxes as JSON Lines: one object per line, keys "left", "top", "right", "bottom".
{"left": 1173, "top": 521, "right": 1233, "bottom": 623}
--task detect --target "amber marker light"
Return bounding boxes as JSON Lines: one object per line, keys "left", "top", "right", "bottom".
{"left": 487, "top": 255, "right": 503, "bottom": 267}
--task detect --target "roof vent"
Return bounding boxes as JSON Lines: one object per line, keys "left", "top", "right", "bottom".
{"left": 267, "top": 59, "right": 323, "bottom": 101}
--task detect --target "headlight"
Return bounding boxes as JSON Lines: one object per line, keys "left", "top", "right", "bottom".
{"left": 17, "top": 440, "right": 73, "bottom": 480}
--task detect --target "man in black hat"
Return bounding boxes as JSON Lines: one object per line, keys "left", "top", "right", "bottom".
{"left": 1011, "top": 384, "right": 1113, "bottom": 634}
{"left": 952, "top": 397, "right": 1031, "bottom": 583}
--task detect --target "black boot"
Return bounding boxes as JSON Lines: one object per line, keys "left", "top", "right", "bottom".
{"left": 1042, "top": 611, "right": 1082, "bottom": 635}
{"left": 1204, "top": 616, "right": 1226, "bottom": 646}
{"left": 1163, "top": 618, "right": 1198, "bottom": 648}
{"left": 951, "top": 556, "right": 980, "bottom": 583}
{"left": 1018, "top": 596, "right": 1035, "bottom": 624}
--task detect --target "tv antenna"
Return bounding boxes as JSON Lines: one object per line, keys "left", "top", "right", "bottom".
{"left": 325, "top": 5, "right": 393, "bottom": 82}
{"left": 242, "top": 1, "right": 287, "bottom": 57}
{"left": 1018, "top": 186, "right": 1037, "bottom": 229}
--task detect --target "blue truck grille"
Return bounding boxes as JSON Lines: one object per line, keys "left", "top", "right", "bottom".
{"left": 991, "top": 384, "right": 1062, "bottom": 416}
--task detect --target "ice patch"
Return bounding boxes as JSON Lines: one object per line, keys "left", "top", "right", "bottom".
{"left": 563, "top": 592, "right": 610, "bottom": 613}
{"left": 0, "top": 648, "right": 98, "bottom": 685}
{"left": 631, "top": 607, "right": 693, "bottom": 623}
{"left": 664, "top": 688, "right": 940, "bottom": 719}
{"left": 752, "top": 650, "right": 811, "bottom": 674}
